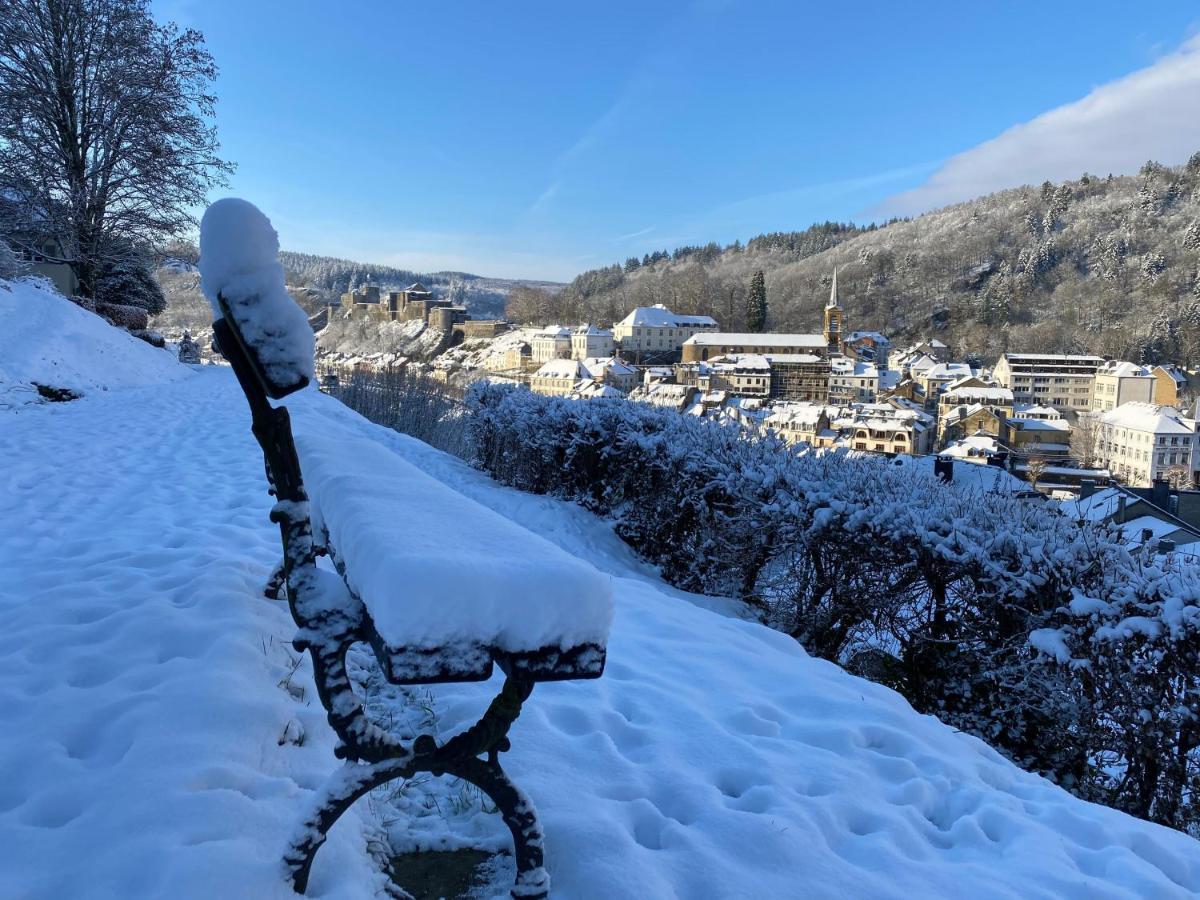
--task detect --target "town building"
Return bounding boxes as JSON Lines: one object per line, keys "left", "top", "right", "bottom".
{"left": 531, "top": 326, "right": 573, "bottom": 363}
{"left": 612, "top": 305, "right": 718, "bottom": 360}
{"left": 529, "top": 358, "right": 586, "bottom": 397}
{"left": 937, "top": 378, "right": 1014, "bottom": 417}
{"left": 843, "top": 331, "right": 891, "bottom": 368}
{"left": 571, "top": 325, "right": 615, "bottom": 360}
{"left": 766, "top": 354, "right": 832, "bottom": 403}
{"left": 829, "top": 358, "right": 892, "bottom": 405}
{"left": 1093, "top": 402, "right": 1198, "bottom": 487}
{"left": 682, "top": 332, "right": 829, "bottom": 363}
{"left": 846, "top": 403, "right": 934, "bottom": 456}
{"left": 766, "top": 404, "right": 835, "bottom": 448}
{"left": 938, "top": 404, "right": 1006, "bottom": 447}
{"left": 1151, "top": 365, "right": 1191, "bottom": 408}
{"left": 1091, "top": 360, "right": 1154, "bottom": 412}
{"left": 580, "top": 357, "right": 637, "bottom": 393}
{"left": 992, "top": 353, "right": 1105, "bottom": 413}
{"left": 915, "top": 362, "right": 976, "bottom": 403}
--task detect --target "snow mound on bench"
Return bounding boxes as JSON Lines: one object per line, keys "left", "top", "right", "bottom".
{"left": 0, "top": 277, "right": 187, "bottom": 407}
{"left": 292, "top": 419, "right": 612, "bottom": 656}
{"left": 199, "top": 198, "right": 314, "bottom": 389}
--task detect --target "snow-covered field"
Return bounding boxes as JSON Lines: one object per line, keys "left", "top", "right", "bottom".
{"left": 2, "top": 281, "right": 1199, "bottom": 898}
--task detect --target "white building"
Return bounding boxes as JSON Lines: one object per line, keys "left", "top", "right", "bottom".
{"left": 581, "top": 356, "right": 637, "bottom": 393}
{"left": 829, "top": 358, "right": 883, "bottom": 405}
{"left": 531, "top": 326, "right": 573, "bottom": 364}
{"left": 915, "top": 362, "right": 975, "bottom": 401}
{"left": 1092, "top": 360, "right": 1154, "bottom": 412}
{"left": 570, "top": 325, "right": 615, "bottom": 360}
{"left": 613, "top": 305, "right": 718, "bottom": 358}
{"left": 530, "top": 358, "right": 586, "bottom": 397}
{"left": 682, "top": 331, "right": 827, "bottom": 363}
{"left": 1094, "top": 402, "right": 1198, "bottom": 487}
{"left": 993, "top": 353, "right": 1104, "bottom": 413}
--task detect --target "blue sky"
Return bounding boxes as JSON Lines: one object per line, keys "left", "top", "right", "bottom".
{"left": 157, "top": 1, "right": 1200, "bottom": 280}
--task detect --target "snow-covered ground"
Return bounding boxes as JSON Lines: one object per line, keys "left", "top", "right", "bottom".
{"left": 0, "top": 278, "right": 188, "bottom": 409}
{"left": 2, "top": 283, "right": 1199, "bottom": 898}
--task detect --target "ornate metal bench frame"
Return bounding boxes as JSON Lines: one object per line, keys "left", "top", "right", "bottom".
{"left": 214, "top": 309, "right": 562, "bottom": 898}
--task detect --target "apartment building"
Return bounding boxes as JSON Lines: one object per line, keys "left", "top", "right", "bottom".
{"left": 992, "top": 353, "right": 1104, "bottom": 413}
{"left": 1094, "top": 402, "right": 1198, "bottom": 487}
{"left": 1092, "top": 360, "right": 1154, "bottom": 412}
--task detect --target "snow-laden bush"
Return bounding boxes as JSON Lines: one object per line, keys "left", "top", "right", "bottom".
{"left": 463, "top": 382, "right": 1200, "bottom": 834}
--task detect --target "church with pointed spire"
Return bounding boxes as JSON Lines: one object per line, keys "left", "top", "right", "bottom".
{"left": 823, "top": 267, "right": 843, "bottom": 354}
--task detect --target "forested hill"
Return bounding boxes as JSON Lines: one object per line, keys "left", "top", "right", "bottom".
{"left": 532, "top": 157, "right": 1200, "bottom": 366}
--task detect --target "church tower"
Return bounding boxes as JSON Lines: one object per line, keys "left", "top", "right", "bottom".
{"left": 823, "top": 268, "right": 843, "bottom": 355}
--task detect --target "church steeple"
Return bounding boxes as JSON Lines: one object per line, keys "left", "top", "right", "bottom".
{"left": 823, "top": 267, "right": 843, "bottom": 354}
{"left": 826, "top": 266, "right": 840, "bottom": 310}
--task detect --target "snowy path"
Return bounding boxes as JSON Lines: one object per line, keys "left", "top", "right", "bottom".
{"left": 1, "top": 368, "right": 1199, "bottom": 899}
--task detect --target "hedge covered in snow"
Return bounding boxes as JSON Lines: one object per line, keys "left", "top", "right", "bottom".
{"left": 463, "top": 382, "right": 1200, "bottom": 835}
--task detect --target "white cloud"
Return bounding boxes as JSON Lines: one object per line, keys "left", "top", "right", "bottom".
{"left": 875, "top": 34, "right": 1200, "bottom": 218}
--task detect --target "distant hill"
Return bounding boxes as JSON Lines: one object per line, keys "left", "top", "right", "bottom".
{"left": 541, "top": 158, "right": 1200, "bottom": 366}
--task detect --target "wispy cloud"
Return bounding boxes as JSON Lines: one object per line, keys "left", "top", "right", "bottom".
{"left": 875, "top": 33, "right": 1200, "bottom": 218}
{"left": 608, "top": 226, "right": 655, "bottom": 242}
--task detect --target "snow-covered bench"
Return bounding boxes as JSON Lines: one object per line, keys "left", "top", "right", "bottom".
{"left": 202, "top": 199, "right": 611, "bottom": 899}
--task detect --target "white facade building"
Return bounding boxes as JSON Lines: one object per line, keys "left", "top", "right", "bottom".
{"left": 530, "top": 358, "right": 585, "bottom": 397}
{"left": 531, "top": 326, "right": 573, "bottom": 364}
{"left": 570, "top": 325, "right": 615, "bottom": 360}
{"left": 613, "top": 305, "right": 718, "bottom": 357}
{"left": 1094, "top": 402, "right": 1198, "bottom": 487}
{"left": 1091, "top": 360, "right": 1155, "bottom": 412}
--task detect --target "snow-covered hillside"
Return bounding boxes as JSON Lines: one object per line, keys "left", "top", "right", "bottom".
{"left": 0, "top": 277, "right": 188, "bottom": 408}
{"left": 1, "top": 283, "right": 1198, "bottom": 898}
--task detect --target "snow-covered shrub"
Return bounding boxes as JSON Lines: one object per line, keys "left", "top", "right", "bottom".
{"left": 93, "top": 248, "right": 166, "bottom": 315}
{"left": 1031, "top": 549, "right": 1200, "bottom": 833}
{"left": 95, "top": 300, "right": 150, "bottom": 331}
{"left": 0, "top": 238, "right": 27, "bottom": 278}
{"left": 462, "top": 382, "right": 1198, "bottom": 833}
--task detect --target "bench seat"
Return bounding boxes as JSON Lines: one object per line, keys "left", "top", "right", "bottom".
{"left": 292, "top": 421, "right": 612, "bottom": 684}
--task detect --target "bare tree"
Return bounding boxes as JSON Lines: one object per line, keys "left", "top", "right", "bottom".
{"left": 0, "top": 0, "right": 233, "bottom": 296}
{"left": 1069, "top": 413, "right": 1101, "bottom": 467}
{"left": 1024, "top": 454, "right": 1049, "bottom": 492}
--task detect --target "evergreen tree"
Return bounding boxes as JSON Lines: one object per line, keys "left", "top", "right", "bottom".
{"left": 746, "top": 270, "right": 767, "bottom": 332}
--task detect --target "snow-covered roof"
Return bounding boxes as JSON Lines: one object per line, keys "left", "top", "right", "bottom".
{"left": 570, "top": 379, "right": 625, "bottom": 399}
{"left": 616, "top": 305, "right": 717, "bottom": 328}
{"left": 1097, "top": 360, "right": 1151, "bottom": 378}
{"left": 846, "top": 330, "right": 890, "bottom": 344}
{"left": 683, "top": 332, "right": 826, "bottom": 348}
{"left": 1001, "top": 353, "right": 1105, "bottom": 363}
{"left": 832, "top": 358, "right": 879, "bottom": 377}
{"left": 1008, "top": 418, "right": 1071, "bottom": 433}
{"left": 942, "top": 385, "right": 1013, "bottom": 403}
{"left": 534, "top": 359, "right": 585, "bottom": 379}
{"left": 924, "top": 362, "right": 974, "bottom": 380}
{"left": 535, "top": 325, "right": 572, "bottom": 339}
{"left": 940, "top": 434, "right": 1005, "bottom": 460}
{"left": 1099, "top": 402, "right": 1195, "bottom": 434}
{"left": 767, "top": 404, "right": 827, "bottom": 426}
{"left": 1013, "top": 403, "right": 1062, "bottom": 420}
{"left": 573, "top": 324, "right": 613, "bottom": 337}
{"left": 581, "top": 356, "right": 636, "bottom": 378}
{"left": 763, "top": 353, "right": 825, "bottom": 364}
{"left": 709, "top": 353, "right": 771, "bottom": 371}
